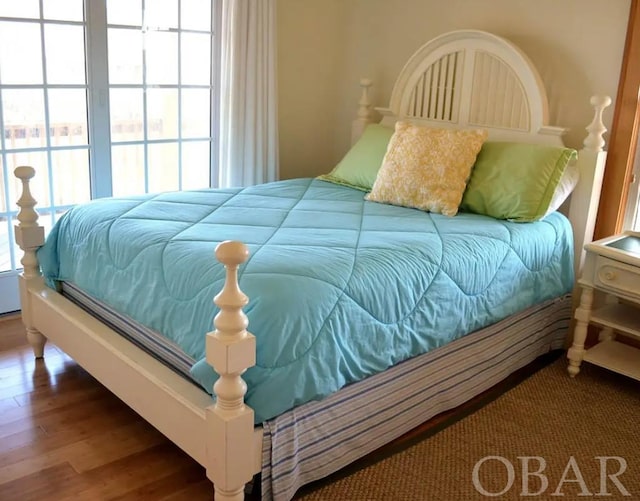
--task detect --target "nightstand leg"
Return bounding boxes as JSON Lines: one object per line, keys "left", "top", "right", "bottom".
{"left": 598, "top": 327, "right": 615, "bottom": 342}
{"left": 598, "top": 294, "right": 618, "bottom": 342}
{"left": 567, "top": 286, "right": 593, "bottom": 377}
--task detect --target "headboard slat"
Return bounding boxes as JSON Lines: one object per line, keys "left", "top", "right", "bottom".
{"left": 468, "top": 51, "right": 529, "bottom": 130}
{"left": 405, "top": 51, "right": 464, "bottom": 123}
{"left": 417, "top": 71, "right": 426, "bottom": 116}
{"left": 444, "top": 53, "right": 455, "bottom": 121}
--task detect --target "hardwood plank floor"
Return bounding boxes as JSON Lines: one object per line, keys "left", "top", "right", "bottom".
{"left": 0, "top": 315, "right": 212, "bottom": 500}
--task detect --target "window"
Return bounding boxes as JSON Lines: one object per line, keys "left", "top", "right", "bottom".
{"left": 622, "top": 135, "right": 640, "bottom": 231}
{"left": 0, "top": 0, "right": 219, "bottom": 313}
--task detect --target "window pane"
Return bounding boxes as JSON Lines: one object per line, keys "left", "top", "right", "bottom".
{"left": 144, "top": 0, "right": 178, "bottom": 30}
{"left": 43, "top": 0, "right": 83, "bottom": 22}
{"left": 0, "top": 1, "right": 40, "bottom": 19}
{"left": 147, "top": 89, "right": 178, "bottom": 140}
{"left": 145, "top": 31, "right": 178, "bottom": 85}
{"left": 3, "top": 89, "right": 46, "bottom": 149}
{"left": 48, "top": 89, "right": 89, "bottom": 146}
{"left": 108, "top": 29, "right": 143, "bottom": 84}
{"left": 181, "top": 0, "right": 211, "bottom": 31}
{"left": 182, "top": 89, "right": 210, "bottom": 138}
{"left": 6, "top": 151, "right": 50, "bottom": 209}
{"left": 110, "top": 88, "right": 144, "bottom": 142}
{"left": 0, "top": 22, "right": 43, "bottom": 84}
{"left": 112, "top": 145, "right": 144, "bottom": 196}
{"left": 148, "top": 142, "right": 178, "bottom": 193}
{"left": 0, "top": 159, "right": 6, "bottom": 213}
{"left": 0, "top": 218, "right": 10, "bottom": 273}
{"left": 181, "top": 141, "right": 210, "bottom": 190}
{"left": 107, "top": 0, "right": 142, "bottom": 26}
{"left": 45, "top": 24, "right": 86, "bottom": 84}
{"left": 52, "top": 149, "right": 91, "bottom": 205}
{"left": 10, "top": 216, "right": 23, "bottom": 272}
{"left": 54, "top": 209, "right": 69, "bottom": 223}
{"left": 181, "top": 33, "right": 211, "bottom": 85}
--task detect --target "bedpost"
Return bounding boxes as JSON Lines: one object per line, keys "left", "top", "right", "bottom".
{"left": 14, "top": 166, "right": 47, "bottom": 358}
{"left": 351, "top": 78, "right": 375, "bottom": 145}
{"left": 205, "top": 240, "right": 256, "bottom": 501}
{"left": 568, "top": 95, "right": 612, "bottom": 276}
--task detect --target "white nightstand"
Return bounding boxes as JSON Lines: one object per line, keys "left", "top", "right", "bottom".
{"left": 567, "top": 230, "right": 640, "bottom": 379}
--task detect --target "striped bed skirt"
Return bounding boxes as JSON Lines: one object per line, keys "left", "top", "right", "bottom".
{"left": 60, "top": 283, "right": 571, "bottom": 501}
{"left": 261, "top": 294, "right": 571, "bottom": 500}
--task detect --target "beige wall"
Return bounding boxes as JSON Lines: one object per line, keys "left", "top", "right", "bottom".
{"left": 278, "top": 0, "right": 631, "bottom": 180}
{"left": 277, "top": 0, "right": 349, "bottom": 181}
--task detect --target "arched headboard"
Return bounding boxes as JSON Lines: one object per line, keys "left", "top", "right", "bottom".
{"left": 376, "top": 30, "right": 566, "bottom": 145}
{"left": 351, "top": 29, "right": 611, "bottom": 275}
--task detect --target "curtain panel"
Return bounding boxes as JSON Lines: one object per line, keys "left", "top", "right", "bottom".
{"left": 218, "top": 0, "right": 278, "bottom": 187}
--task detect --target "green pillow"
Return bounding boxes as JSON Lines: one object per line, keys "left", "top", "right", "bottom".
{"left": 317, "top": 123, "right": 394, "bottom": 191}
{"left": 460, "top": 141, "right": 578, "bottom": 222}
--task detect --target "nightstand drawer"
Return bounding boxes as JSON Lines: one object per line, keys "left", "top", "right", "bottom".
{"left": 594, "top": 256, "right": 640, "bottom": 297}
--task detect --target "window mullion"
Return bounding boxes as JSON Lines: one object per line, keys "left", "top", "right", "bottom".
{"left": 177, "top": 0, "right": 182, "bottom": 191}
{"left": 85, "top": 0, "right": 112, "bottom": 199}
{"left": 38, "top": 3, "right": 56, "bottom": 229}
{"left": 210, "top": 0, "right": 221, "bottom": 188}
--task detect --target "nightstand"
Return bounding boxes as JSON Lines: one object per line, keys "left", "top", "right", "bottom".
{"left": 567, "top": 230, "right": 640, "bottom": 379}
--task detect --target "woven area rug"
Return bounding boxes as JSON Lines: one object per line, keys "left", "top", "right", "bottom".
{"left": 295, "top": 356, "right": 640, "bottom": 500}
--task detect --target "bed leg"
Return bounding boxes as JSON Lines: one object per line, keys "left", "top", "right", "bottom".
{"left": 26, "top": 328, "right": 47, "bottom": 358}
{"left": 213, "top": 488, "right": 244, "bottom": 501}
{"left": 206, "top": 241, "right": 256, "bottom": 500}
{"left": 14, "top": 166, "right": 47, "bottom": 359}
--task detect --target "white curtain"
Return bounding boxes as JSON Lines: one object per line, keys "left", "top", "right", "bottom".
{"left": 217, "top": 0, "right": 278, "bottom": 187}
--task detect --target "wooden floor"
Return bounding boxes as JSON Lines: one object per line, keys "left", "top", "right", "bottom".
{"left": 0, "top": 314, "right": 213, "bottom": 500}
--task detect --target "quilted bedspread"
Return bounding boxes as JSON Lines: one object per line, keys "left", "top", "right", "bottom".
{"left": 38, "top": 178, "right": 574, "bottom": 423}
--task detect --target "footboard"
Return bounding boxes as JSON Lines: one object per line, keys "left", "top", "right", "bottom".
{"left": 13, "top": 167, "right": 259, "bottom": 501}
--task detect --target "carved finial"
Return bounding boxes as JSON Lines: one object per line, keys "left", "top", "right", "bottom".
{"left": 210, "top": 240, "right": 252, "bottom": 410}
{"left": 14, "top": 165, "right": 44, "bottom": 279}
{"left": 357, "top": 78, "right": 373, "bottom": 120}
{"left": 215, "top": 240, "right": 250, "bottom": 268}
{"left": 351, "top": 78, "right": 375, "bottom": 145}
{"left": 214, "top": 241, "right": 249, "bottom": 341}
{"left": 583, "top": 95, "right": 612, "bottom": 152}
{"left": 14, "top": 166, "right": 38, "bottom": 227}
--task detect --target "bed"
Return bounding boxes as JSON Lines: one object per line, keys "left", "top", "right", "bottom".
{"left": 13, "top": 30, "right": 610, "bottom": 501}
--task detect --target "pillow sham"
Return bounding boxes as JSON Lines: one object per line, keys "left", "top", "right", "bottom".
{"left": 460, "top": 141, "right": 578, "bottom": 222}
{"left": 547, "top": 160, "right": 580, "bottom": 215}
{"left": 365, "top": 122, "right": 488, "bottom": 216}
{"left": 317, "top": 123, "right": 394, "bottom": 191}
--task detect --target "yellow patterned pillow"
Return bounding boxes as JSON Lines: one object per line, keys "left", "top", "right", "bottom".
{"left": 366, "top": 122, "right": 488, "bottom": 216}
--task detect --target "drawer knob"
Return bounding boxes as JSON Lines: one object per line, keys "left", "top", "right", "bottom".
{"left": 604, "top": 270, "right": 617, "bottom": 281}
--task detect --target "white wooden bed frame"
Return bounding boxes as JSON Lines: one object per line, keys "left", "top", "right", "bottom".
{"left": 13, "top": 30, "right": 609, "bottom": 500}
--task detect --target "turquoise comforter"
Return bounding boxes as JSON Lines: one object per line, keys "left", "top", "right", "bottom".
{"left": 38, "top": 178, "right": 574, "bottom": 423}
